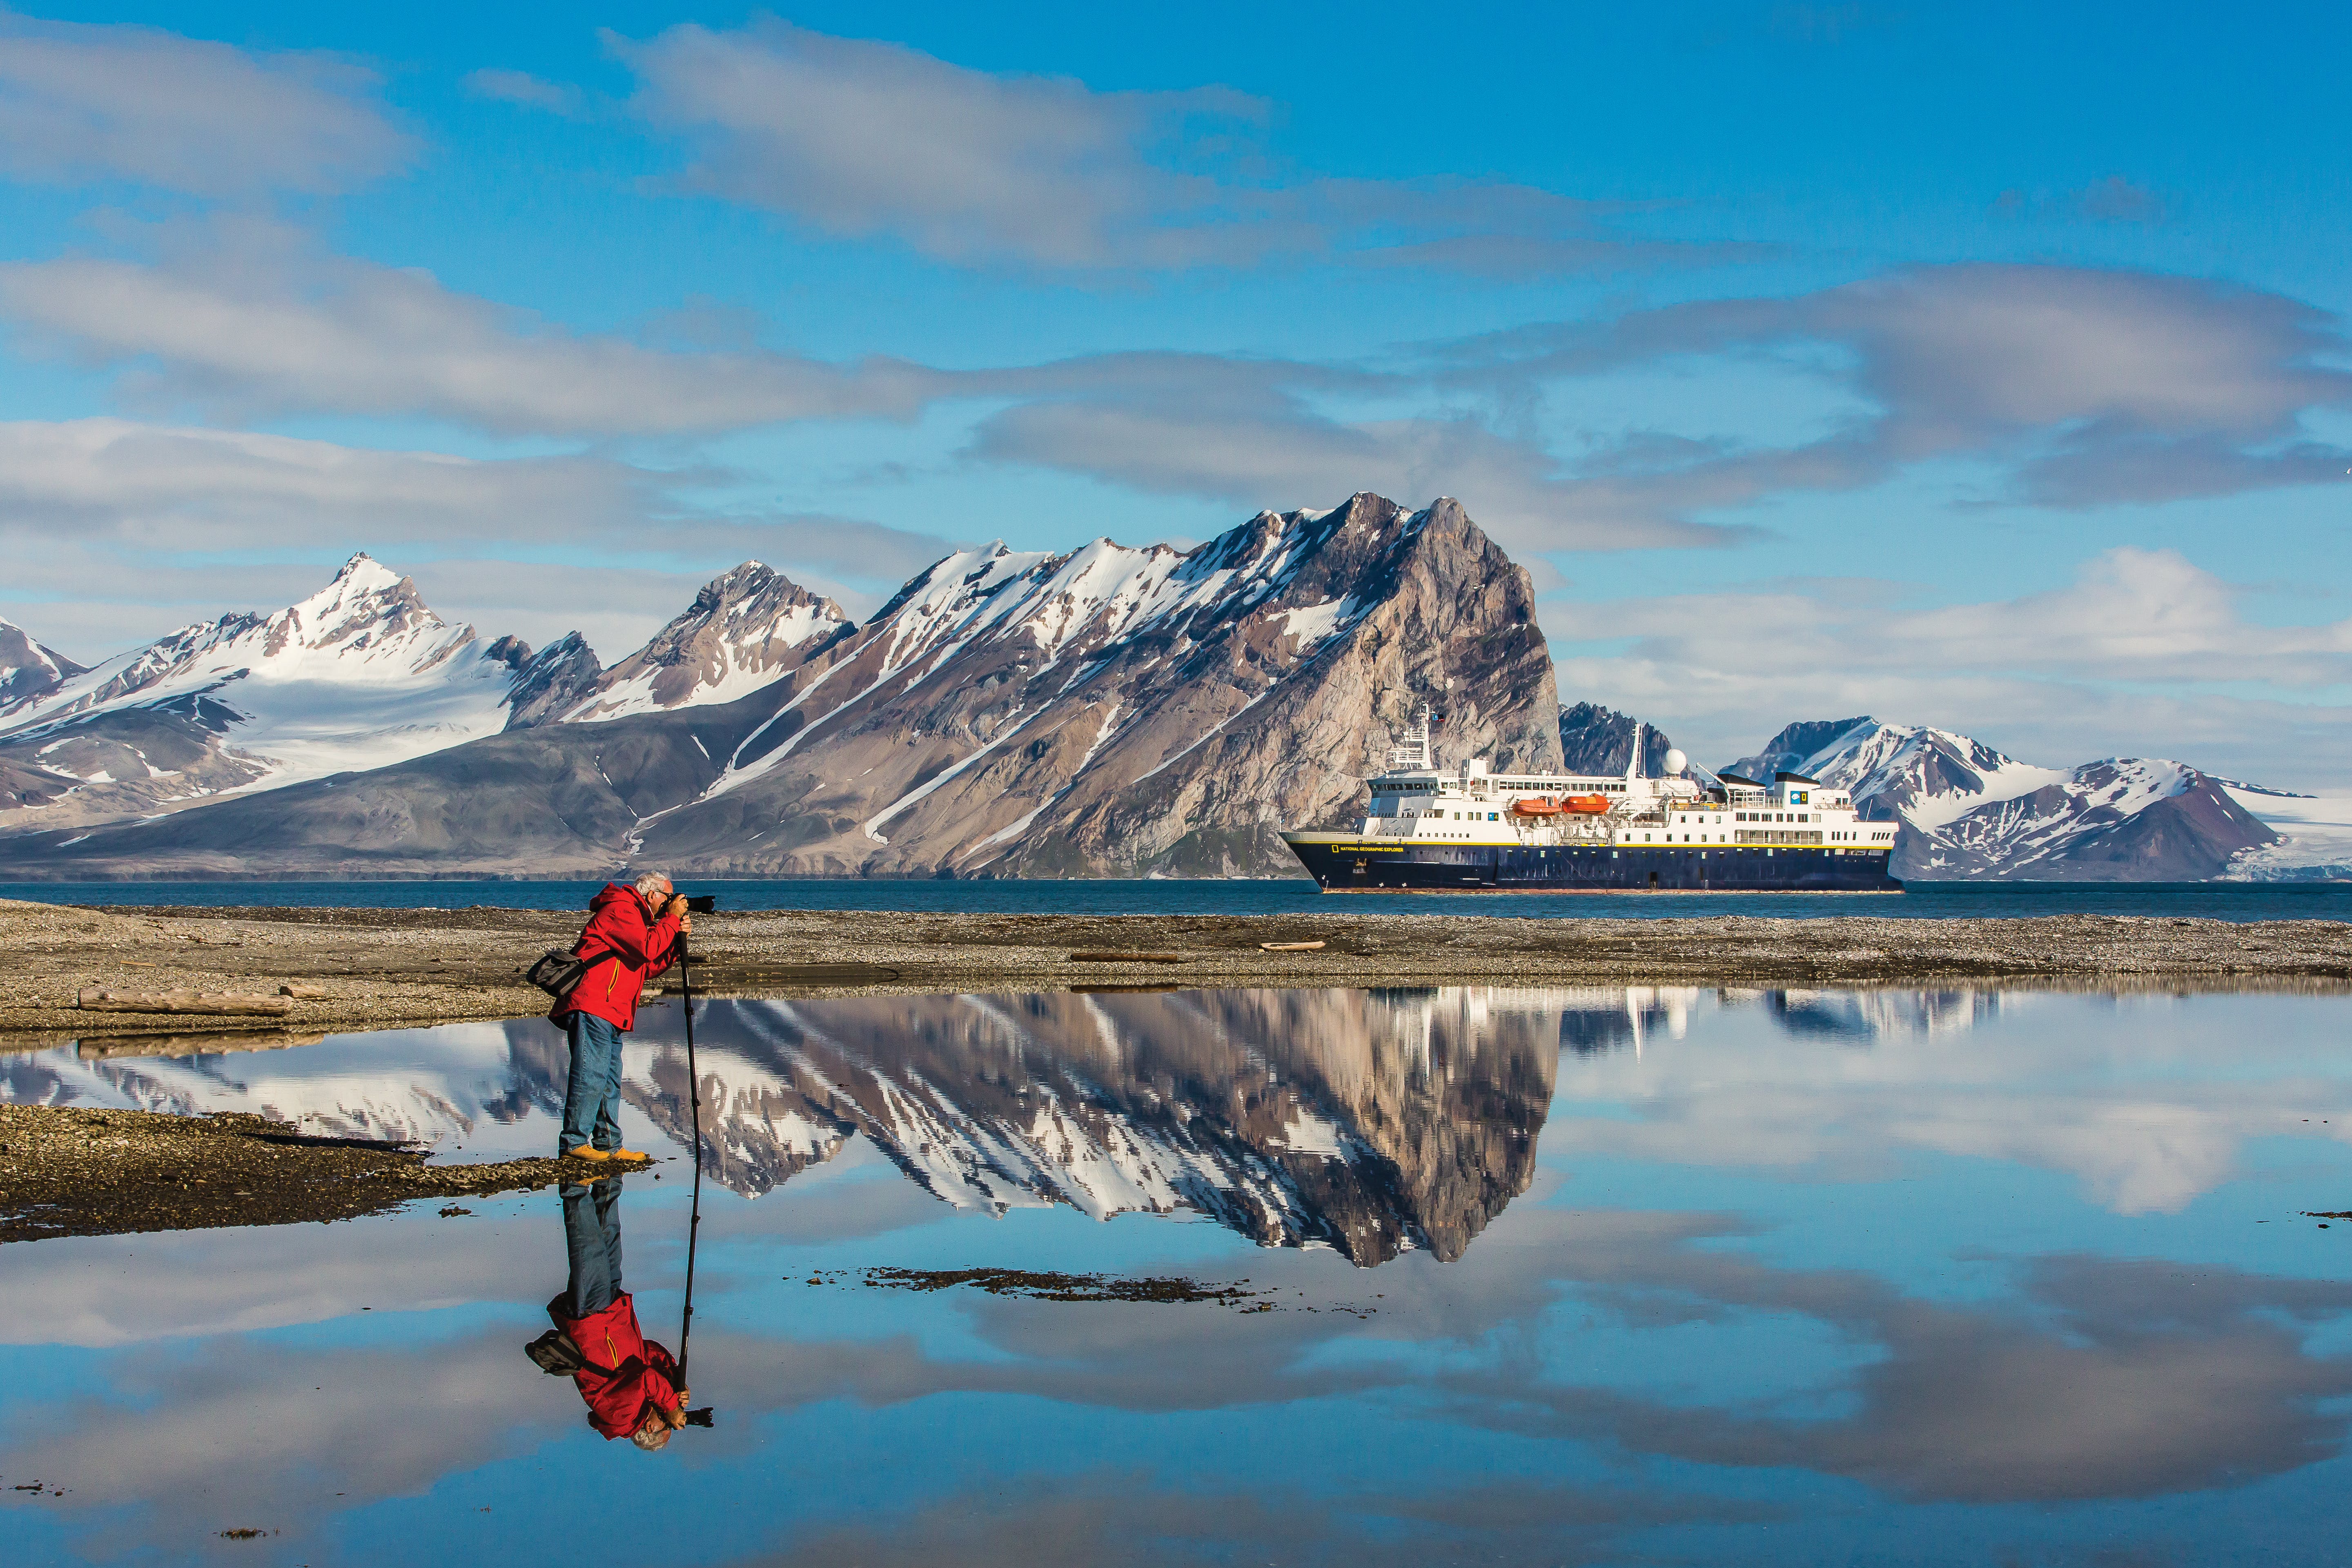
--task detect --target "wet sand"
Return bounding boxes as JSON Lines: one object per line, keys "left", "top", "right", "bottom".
{"left": 4, "top": 896, "right": 2351, "bottom": 1048}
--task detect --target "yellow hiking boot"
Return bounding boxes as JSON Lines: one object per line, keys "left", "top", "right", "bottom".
{"left": 565, "top": 1145, "right": 612, "bottom": 1163}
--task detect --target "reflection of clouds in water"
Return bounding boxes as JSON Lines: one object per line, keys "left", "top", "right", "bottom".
{"left": 12, "top": 1330, "right": 557, "bottom": 1550}
{"left": 686, "top": 1207, "right": 2352, "bottom": 1508}
{"left": 746, "top": 1468, "right": 1780, "bottom": 1568}
{"left": 0, "top": 1216, "right": 549, "bottom": 1348}
{"left": 1557, "top": 990, "right": 2352, "bottom": 1213}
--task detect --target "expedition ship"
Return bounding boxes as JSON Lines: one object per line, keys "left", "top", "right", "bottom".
{"left": 1281, "top": 709, "right": 1902, "bottom": 893}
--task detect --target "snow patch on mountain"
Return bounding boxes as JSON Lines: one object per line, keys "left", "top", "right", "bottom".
{"left": 0, "top": 555, "right": 528, "bottom": 792}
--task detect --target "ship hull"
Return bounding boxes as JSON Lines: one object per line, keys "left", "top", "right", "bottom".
{"left": 1281, "top": 833, "right": 1902, "bottom": 893}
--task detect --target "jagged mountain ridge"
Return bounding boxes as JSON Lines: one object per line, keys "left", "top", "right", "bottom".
{"left": 560, "top": 562, "right": 852, "bottom": 723}
{"left": 639, "top": 493, "right": 1560, "bottom": 877}
{"left": 0, "top": 494, "right": 1561, "bottom": 878}
{"left": 1718, "top": 717, "right": 2276, "bottom": 880}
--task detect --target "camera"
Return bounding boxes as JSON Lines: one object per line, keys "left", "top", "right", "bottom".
{"left": 683, "top": 895, "right": 718, "bottom": 914}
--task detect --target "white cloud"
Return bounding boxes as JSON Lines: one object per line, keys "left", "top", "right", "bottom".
{"left": 970, "top": 398, "right": 1745, "bottom": 552}
{"left": 0, "top": 419, "right": 958, "bottom": 661}
{"left": 462, "top": 67, "right": 584, "bottom": 116}
{"left": 1444, "top": 263, "right": 2352, "bottom": 523}
{"left": 1548, "top": 548, "right": 2352, "bottom": 786}
{"left": 0, "top": 234, "right": 943, "bottom": 437}
{"left": 609, "top": 18, "right": 1637, "bottom": 273}
{"left": 0, "top": 10, "right": 411, "bottom": 194}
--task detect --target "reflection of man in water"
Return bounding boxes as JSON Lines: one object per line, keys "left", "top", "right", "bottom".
{"left": 550, "top": 1177, "right": 690, "bottom": 1450}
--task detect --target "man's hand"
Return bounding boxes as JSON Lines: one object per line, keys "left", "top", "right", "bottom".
{"left": 678, "top": 913, "right": 694, "bottom": 935}
{"left": 662, "top": 893, "right": 689, "bottom": 918}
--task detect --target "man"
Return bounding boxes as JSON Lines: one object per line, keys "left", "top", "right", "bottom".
{"left": 552, "top": 870, "right": 693, "bottom": 1164}
{"left": 550, "top": 1174, "right": 691, "bottom": 1450}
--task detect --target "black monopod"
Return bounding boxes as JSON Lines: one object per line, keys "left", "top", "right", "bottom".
{"left": 677, "top": 893, "right": 717, "bottom": 1428}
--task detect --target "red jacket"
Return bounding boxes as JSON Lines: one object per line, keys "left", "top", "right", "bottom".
{"left": 548, "top": 1290, "right": 682, "bottom": 1439}
{"left": 554, "top": 883, "right": 682, "bottom": 1032}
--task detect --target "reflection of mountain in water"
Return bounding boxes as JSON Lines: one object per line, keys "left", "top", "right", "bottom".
{"left": 0, "top": 982, "right": 2000, "bottom": 1263}
{"left": 0, "top": 1025, "right": 549, "bottom": 1149}
{"left": 614, "top": 988, "right": 1561, "bottom": 1265}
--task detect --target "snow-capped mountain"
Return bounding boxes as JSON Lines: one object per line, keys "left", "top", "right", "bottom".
{"left": 0, "top": 617, "right": 85, "bottom": 717}
{"left": 634, "top": 493, "right": 1559, "bottom": 877}
{"left": 1721, "top": 718, "right": 2276, "bottom": 880}
{"left": 0, "top": 556, "right": 548, "bottom": 829}
{"left": 0, "top": 499, "right": 1558, "bottom": 877}
{"left": 561, "top": 561, "right": 852, "bottom": 722}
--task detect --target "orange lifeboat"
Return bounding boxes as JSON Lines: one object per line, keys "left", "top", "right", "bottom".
{"left": 1511, "top": 797, "right": 1563, "bottom": 817}
{"left": 1561, "top": 794, "right": 1611, "bottom": 814}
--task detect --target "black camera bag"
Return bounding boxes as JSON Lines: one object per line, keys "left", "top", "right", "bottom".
{"left": 526, "top": 947, "right": 606, "bottom": 1000}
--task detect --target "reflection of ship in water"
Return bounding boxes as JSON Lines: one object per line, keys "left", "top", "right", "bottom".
{"left": 622, "top": 988, "right": 1561, "bottom": 1265}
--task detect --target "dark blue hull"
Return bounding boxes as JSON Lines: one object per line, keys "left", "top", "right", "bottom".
{"left": 1283, "top": 836, "right": 1902, "bottom": 893}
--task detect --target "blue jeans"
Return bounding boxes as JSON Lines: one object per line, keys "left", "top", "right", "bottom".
{"left": 561, "top": 1176, "right": 624, "bottom": 1318}
{"left": 560, "top": 1011, "right": 626, "bottom": 1155}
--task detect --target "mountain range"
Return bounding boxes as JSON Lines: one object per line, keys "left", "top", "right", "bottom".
{"left": 0, "top": 494, "right": 2339, "bottom": 882}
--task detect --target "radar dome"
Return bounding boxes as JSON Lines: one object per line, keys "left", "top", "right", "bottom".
{"left": 1663, "top": 747, "right": 1688, "bottom": 775}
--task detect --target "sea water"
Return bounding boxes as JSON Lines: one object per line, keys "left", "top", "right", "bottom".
{"left": 4, "top": 984, "right": 2351, "bottom": 1564}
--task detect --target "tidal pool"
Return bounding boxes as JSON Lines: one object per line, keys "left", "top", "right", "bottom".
{"left": 5, "top": 985, "right": 2352, "bottom": 1565}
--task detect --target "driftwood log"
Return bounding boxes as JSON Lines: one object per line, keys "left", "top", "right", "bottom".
{"left": 1068, "top": 951, "right": 1189, "bottom": 964}
{"left": 76, "top": 988, "right": 292, "bottom": 1017}
{"left": 1259, "top": 940, "right": 1326, "bottom": 952}
{"left": 278, "top": 983, "right": 330, "bottom": 999}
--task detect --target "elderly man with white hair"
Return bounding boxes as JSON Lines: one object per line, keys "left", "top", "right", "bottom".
{"left": 549, "top": 870, "right": 693, "bottom": 1163}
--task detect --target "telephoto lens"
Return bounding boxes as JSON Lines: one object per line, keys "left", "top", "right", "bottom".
{"left": 684, "top": 895, "right": 718, "bottom": 914}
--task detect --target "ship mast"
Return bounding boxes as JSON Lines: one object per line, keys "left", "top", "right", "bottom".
{"left": 1387, "top": 701, "right": 1435, "bottom": 772}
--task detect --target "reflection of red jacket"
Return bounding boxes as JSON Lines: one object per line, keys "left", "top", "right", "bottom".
{"left": 548, "top": 1290, "right": 682, "bottom": 1440}
{"left": 554, "top": 883, "right": 681, "bottom": 1033}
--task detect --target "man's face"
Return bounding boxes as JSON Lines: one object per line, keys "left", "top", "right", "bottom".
{"left": 642, "top": 879, "right": 672, "bottom": 911}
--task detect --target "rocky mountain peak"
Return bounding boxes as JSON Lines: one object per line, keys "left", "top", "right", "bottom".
{"left": 562, "top": 561, "right": 852, "bottom": 722}
{"left": 1559, "top": 701, "right": 1674, "bottom": 775}
{"left": 635, "top": 492, "right": 1561, "bottom": 877}
{"left": 263, "top": 553, "right": 449, "bottom": 660}
{"left": 0, "top": 616, "right": 85, "bottom": 717}
{"left": 502, "top": 633, "right": 605, "bottom": 731}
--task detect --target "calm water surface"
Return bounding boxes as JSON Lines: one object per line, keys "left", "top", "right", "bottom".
{"left": 5, "top": 986, "right": 2352, "bottom": 1564}
{"left": 5, "top": 876, "right": 2352, "bottom": 922}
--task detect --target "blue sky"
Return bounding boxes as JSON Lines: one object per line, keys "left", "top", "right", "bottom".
{"left": 2, "top": 2, "right": 2348, "bottom": 782}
